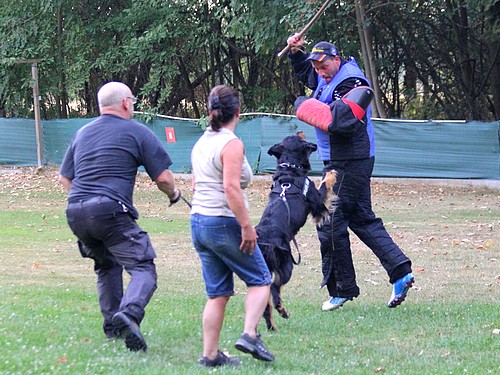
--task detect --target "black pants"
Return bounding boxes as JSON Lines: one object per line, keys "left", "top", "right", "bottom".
{"left": 319, "top": 157, "right": 411, "bottom": 298}
{"left": 66, "top": 196, "right": 157, "bottom": 335}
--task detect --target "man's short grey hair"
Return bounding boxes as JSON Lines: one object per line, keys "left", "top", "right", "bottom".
{"left": 97, "top": 82, "right": 130, "bottom": 108}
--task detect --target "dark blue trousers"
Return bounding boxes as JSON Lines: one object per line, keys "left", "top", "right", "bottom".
{"left": 319, "top": 157, "right": 412, "bottom": 298}
{"left": 65, "top": 196, "right": 157, "bottom": 336}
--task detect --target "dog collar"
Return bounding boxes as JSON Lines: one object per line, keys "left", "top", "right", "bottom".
{"left": 279, "top": 162, "right": 304, "bottom": 169}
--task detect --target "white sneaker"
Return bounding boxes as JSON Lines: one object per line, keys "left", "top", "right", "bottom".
{"left": 321, "top": 297, "right": 351, "bottom": 311}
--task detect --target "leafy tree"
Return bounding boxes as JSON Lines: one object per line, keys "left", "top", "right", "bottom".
{"left": 0, "top": 0, "right": 498, "bottom": 120}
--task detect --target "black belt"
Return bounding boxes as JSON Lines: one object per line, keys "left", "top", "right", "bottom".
{"left": 67, "top": 196, "right": 115, "bottom": 207}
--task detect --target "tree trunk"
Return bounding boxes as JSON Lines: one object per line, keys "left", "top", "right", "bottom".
{"left": 489, "top": 44, "right": 500, "bottom": 120}
{"left": 354, "top": 0, "right": 386, "bottom": 118}
{"left": 446, "top": 0, "right": 475, "bottom": 119}
{"left": 57, "top": 5, "right": 68, "bottom": 118}
{"left": 177, "top": 57, "right": 200, "bottom": 119}
{"left": 486, "top": 2, "right": 500, "bottom": 120}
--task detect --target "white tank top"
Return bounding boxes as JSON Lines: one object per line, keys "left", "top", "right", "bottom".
{"left": 191, "top": 127, "right": 253, "bottom": 217}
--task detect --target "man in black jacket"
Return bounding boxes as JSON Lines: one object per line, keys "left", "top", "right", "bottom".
{"left": 287, "top": 34, "right": 415, "bottom": 311}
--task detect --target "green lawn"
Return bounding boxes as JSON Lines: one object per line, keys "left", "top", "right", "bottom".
{"left": 0, "top": 170, "right": 498, "bottom": 374}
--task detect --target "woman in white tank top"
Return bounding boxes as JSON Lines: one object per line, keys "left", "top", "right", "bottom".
{"left": 191, "top": 85, "right": 274, "bottom": 367}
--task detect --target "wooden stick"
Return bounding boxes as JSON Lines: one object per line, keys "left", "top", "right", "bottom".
{"left": 277, "top": 0, "right": 333, "bottom": 58}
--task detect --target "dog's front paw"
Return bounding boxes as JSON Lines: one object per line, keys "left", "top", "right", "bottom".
{"left": 321, "top": 170, "right": 337, "bottom": 189}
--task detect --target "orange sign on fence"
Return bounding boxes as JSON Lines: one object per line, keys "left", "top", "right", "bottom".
{"left": 165, "top": 127, "right": 176, "bottom": 143}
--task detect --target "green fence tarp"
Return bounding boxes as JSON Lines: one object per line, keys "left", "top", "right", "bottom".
{"left": 0, "top": 118, "right": 39, "bottom": 165}
{"left": 43, "top": 118, "right": 93, "bottom": 167}
{"left": 373, "top": 120, "right": 499, "bottom": 179}
{"left": 1, "top": 117, "right": 499, "bottom": 179}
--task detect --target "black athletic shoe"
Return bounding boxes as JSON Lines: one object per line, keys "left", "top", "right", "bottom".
{"left": 104, "top": 321, "right": 118, "bottom": 339}
{"left": 112, "top": 312, "right": 147, "bottom": 352}
{"left": 235, "top": 333, "right": 274, "bottom": 362}
{"left": 198, "top": 350, "right": 241, "bottom": 367}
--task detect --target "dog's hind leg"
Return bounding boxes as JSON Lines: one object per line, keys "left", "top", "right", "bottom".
{"left": 272, "top": 260, "right": 293, "bottom": 319}
{"left": 272, "top": 284, "right": 290, "bottom": 319}
{"left": 263, "top": 295, "right": 278, "bottom": 331}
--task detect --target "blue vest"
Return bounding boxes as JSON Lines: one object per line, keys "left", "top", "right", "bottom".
{"left": 312, "top": 58, "right": 375, "bottom": 160}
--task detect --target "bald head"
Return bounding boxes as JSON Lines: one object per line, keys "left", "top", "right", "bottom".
{"left": 98, "top": 82, "right": 132, "bottom": 107}
{"left": 97, "top": 81, "right": 134, "bottom": 119}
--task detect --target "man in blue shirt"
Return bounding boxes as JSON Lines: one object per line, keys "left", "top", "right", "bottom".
{"left": 59, "top": 81, "right": 181, "bottom": 351}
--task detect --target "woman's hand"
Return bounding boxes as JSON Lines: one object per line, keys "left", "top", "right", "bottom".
{"left": 240, "top": 225, "right": 257, "bottom": 255}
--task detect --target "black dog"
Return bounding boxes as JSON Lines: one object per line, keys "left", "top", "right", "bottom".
{"left": 256, "top": 135, "right": 336, "bottom": 331}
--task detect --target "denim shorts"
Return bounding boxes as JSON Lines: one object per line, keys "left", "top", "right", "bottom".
{"left": 191, "top": 213, "right": 271, "bottom": 298}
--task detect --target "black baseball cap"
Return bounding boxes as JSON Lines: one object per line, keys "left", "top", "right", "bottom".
{"left": 306, "top": 41, "right": 339, "bottom": 62}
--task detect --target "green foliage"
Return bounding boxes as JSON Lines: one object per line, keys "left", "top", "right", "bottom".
{"left": 0, "top": 0, "right": 498, "bottom": 120}
{"left": 245, "top": 86, "right": 289, "bottom": 113}
{"left": 196, "top": 115, "right": 209, "bottom": 130}
{"left": 135, "top": 110, "right": 159, "bottom": 125}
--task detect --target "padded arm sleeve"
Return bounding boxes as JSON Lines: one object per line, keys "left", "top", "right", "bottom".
{"left": 295, "top": 98, "right": 332, "bottom": 132}
{"left": 340, "top": 86, "right": 374, "bottom": 120}
{"left": 328, "top": 100, "right": 361, "bottom": 135}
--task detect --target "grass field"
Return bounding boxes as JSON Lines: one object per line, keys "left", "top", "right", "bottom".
{"left": 0, "top": 168, "right": 498, "bottom": 374}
